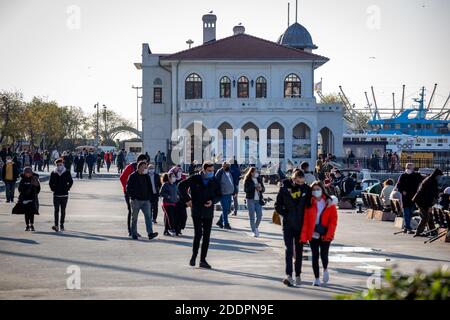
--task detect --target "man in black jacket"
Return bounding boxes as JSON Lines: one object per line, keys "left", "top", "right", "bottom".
{"left": 179, "top": 162, "right": 221, "bottom": 269}
{"left": 148, "top": 163, "right": 162, "bottom": 224}
{"left": 49, "top": 158, "right": 74, "bottom": 232}
{"left": 396, "top": 163, "right": 423, "bottom": 233}
{"left": 126, "top": 161, "right": 158, "bottom": 240}
{"left": 275, "top": 169, "right": 311, "bottom": 287}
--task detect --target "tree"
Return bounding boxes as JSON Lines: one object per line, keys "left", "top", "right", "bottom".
{"left": 60, "top": 106, "right": 88, "bottom": 140}
{"left": 86, "top": 108, "right": 133, "bottom": 146}
{"left": 0, "top": 90, "right": 26, "bottom": 145}
{"left": 320, "top": 93, "right": 370, "bottom": 131}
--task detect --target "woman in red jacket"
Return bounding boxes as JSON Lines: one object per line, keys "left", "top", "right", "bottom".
{"left": 301, "top": 181, "right": 338, "bottom": 286}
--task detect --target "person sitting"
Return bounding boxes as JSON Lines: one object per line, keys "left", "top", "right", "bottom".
{"left": 380, "top": 179, "right": 395, "bottom": 208}
{"left": 438, "top": 187, "right": 450, "bottom": 210}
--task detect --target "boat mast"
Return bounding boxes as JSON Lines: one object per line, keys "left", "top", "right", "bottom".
{"left": 371, "top": 86, "right": 380, "bottom": 120}
{"left": 427, "top": 83, "right": 437, "bottom": 111}
{"left": 364, "top": 91, "right": 374, "bottom": 120}
{"left": 392, "top": 92, "right": 396, "bottom": 117}
{"left": 400, "top": 84, "right": 405, "bottom": 114}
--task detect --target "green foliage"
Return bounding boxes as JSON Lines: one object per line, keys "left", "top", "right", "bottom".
{"left": 337, "top": 266, "right": 450, "bottom": 300}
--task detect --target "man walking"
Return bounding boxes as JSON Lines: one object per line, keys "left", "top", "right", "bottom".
{"left": 120, "top": 153, "right": 149, "bottom": 236}
{"left": 74, "top": 152, "right": 85, "bottom": 179}
{"left": 49, "top": 158, "right": 74, "bottom": 232}
{"left": 179, "top": 162, "right": 221, "bottom": 269}
{"left": 396, "top": 163, "right": 423, "bottom": 233}
{"left": 215, "top": 161, "right": 238, "bottom": 230}
{"left": 126, "top": 161, "right": 158, "bottom": 240}
{"left": 85, "top": 151, "right": 96, "bottom": 179}
{"left": 148, "top": 163, "right": 161, "bottom": 223}
{"left": 2, "top": 156, "right": 19, "bottom": 202}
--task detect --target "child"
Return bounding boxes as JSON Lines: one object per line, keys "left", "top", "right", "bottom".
{"left": 160, "top": 172, "right": 179, "bottom": 236}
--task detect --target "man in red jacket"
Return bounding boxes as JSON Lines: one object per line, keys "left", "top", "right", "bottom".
{"left": 120, "top": 154, "right": 148, "bottom": 236}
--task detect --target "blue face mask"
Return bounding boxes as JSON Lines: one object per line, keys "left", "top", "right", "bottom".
{"left": 204, "top": 171, "right": 214, "bottom": 179}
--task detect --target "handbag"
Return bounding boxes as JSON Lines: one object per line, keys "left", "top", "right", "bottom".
{"left": 272, "top": 210, "right": 281, "bottom": 225}
{"left": 315, "top": 224, "right": 328, "bottom": 236}
{"left": 12, "top": 201, "right": 25, "bottom": 215}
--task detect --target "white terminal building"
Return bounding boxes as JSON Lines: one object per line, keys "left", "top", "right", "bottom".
{"left": 136, "top": 10, "right": 343, "bottom": 167}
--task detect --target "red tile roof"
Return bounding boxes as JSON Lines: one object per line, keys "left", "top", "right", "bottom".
{"left": 160, "top": 33, "right": 329, "bottom": 61}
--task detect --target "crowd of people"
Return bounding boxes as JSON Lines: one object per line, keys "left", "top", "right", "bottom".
{"left": 3, "top": 144, "right": 449, "bottom": 288}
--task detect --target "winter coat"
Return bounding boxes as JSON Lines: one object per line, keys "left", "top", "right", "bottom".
{"left": 74, "top": 156, "right": 85, "bottom": 172}
{"left": 178, "top": 172, "right": 221, "bottom": 219}
{"left": 119, "top": 162, "right": 138, "bottom": 193}
{"left": 49, "top": 168, "right": 73, "bottom": 196}
{"left": 396, "top": 171, "right": 423, "bottom": 208}
{"left": 2, "top": 162, "right": 19, "bottom": 182}
{"left": 126, "top": 171, "right": 153, "bottom": 201}
{"left": 300, "top": 196, "right": 338, "bottom": 243}
{"left": 274, "top": 179, "right": 311, "bottom": 231}
{"left": 160, "top": 182, "right": 179, "bottom": 204}
{"left": 413, "top": 174, "right": 440, "bottom": 209}
{"left": 244, "top": 176, "right": 265, "bottom": 200}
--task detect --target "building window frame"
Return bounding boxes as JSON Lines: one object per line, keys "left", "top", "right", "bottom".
{"left": 220, "top": 76, "right": 231, "bottom": 98}
{"left": 255, "top": 76, "right": 267, "bottom": 98}
{"left": 237, "top": 76, "right": 249, "bottom": 98}
{"left": 185, "top": 73, "right": 202, "bottom": 99}
{"left": 284, "top": 73, "right": 301, "bottom": 98}
{"left": 153, "top": 87, "right": 162, "bottom": 104}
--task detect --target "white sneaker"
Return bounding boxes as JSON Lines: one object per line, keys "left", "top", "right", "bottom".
{"left": 283, "top": 276, "right": 295, "bottom": 287}
{"left": 253, "top": 232, "right": 259, "bottom": 237}
{"left": 323, "top": 270, "right": 329, "bottom": 284}
{"left": 255, "top": 229, "right": 260, "bottom": 237}
{"left": 295, "top": 275, "right": 302, "bottom": 286}
{"left": 312, "top": 278, "right": 321, "bottom": 286}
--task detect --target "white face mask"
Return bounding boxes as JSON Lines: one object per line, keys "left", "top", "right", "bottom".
{"left": 405, "top": 169, "right": 413, "bottom": 174}
{"left": 253, "top": 172, "right": 259, "bottom": 178}
{"left": 57, "top": 165, "right": 64, "bottom": 171}
{"left": 142, "top": 169, "right": 149, "bottom": 175}
{"left": 170, "top": 177, "right": 177, "bottom": 184}
{"left": 312, "top": 190, "right": 322, "bottom": 198}
{"left": 148, "top": 169, "right": 155, "bottom": 174}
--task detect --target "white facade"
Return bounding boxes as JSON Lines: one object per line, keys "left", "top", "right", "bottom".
{"left": 138, "top": 14, "right": 344, "bottom": 167}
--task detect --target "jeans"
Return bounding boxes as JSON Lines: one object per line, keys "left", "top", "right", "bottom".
{"left": 53, "top": 196, "right": 68, "bottom": 227}
{"left": 247, "top": 199, "right": 262, "bottom": 232}
{"left": 403, "top": 206, "right": 414, "bottom": 230}
{"left": 218, "top": 194, "right": 232, "bottom": 225}
{"left": 310, "top": 238, "right": 331, "bottom": 279}
{"left": 5, "top": 181, "right": 16, "bottom": 202}
{"left": 283, "top": 227, "right": 303, "bottom": 277}
{"left": 192, "top": 215, "right": 213, "bottom": 261}
{"left": 131, "top": 200, "right": 154, "bottom": 237}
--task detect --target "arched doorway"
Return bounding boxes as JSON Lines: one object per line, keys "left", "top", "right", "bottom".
{"left": 292, "top": 122, "right": 311, "bottom": 159}
{"left": 240, "top": 122, "right": 259, "bottom": 165}
{"left": 185, "top": 122, "right": 212, "bottom": 163}
{"left": 217, "top": 122, "right": 233, "bottom": 162}
{"left": 318, "top": 127, "right": 334, "bottom": 156}
{"left": 267, "top": 122, "right": 285, "bottom": 161}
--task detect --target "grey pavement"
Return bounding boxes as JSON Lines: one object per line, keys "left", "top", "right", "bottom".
{"left": 0, "top": 178, "right": 448, "bottom": 300}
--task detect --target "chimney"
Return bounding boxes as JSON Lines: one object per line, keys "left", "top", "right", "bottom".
{"left": 202, "top": 12, "right": 217, "bottom": 44}
{"left": 233, "top": 23, "right": 245, "bottom": 35}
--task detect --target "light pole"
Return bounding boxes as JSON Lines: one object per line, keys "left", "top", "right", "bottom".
{"left": 102, "top": 105, "right": 108, "bottom": 142}
{"left": 94, "top": 103, "right": 99, "bottom": 146}
{"left": 132, "top": 85, "right": 142, "bottom": 137}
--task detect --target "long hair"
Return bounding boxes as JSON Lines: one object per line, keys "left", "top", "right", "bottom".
{"left": 310, "top": 181, "right": 331, "bottom": 202}
{"left": 244, "top": 167, "right": 257, "bottom": 183}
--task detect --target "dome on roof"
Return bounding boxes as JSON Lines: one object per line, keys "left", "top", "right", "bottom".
{"left": 278, "top": 22, "right": 317, "bottom": 50}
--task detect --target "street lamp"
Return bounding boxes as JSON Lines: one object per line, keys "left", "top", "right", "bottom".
{"left": 102, "top": 105, "right": 108, "bottom": 141}
{"left": 132, "top": 85, "right": 142, "bottom": 137}
{"left": 94, "top": 103, "right": 99, "bottom": 146}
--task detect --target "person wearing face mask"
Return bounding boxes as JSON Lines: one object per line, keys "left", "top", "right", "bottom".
{"left": 14, "top": 167, "right": 40, "bottom": 231}
{"left": 73, "top": 152, "right": 85, "bottom": 179}
{"left": 178, "top": 162, "right": 221, "bottom": 269}
{"left": 412, "top": 168, "right": 444, "bottom": 237}
{"left": 301, "top": 181, "right": 338, "bottom": 287}
{"left": 275, "top": 169, "right": 312, "bottom": 287}
{"left": 2, "top": 156, "right": 19, "bottom": 203}
{"left": 300, "top": 162, "right": 316, "bottom": 186}
{"left": 85, "top": 151, "right": 96, "bottom": 179}
{"left": 147, "top": 163, "right": 161, "bottom": 224}
{"left": 160, "top": 173, "right": 179, "bottom": 236}
{"left": 244, "top": 167, "right": 265, "bottom": 237}
{"left": 126, "top": 161, "right": 158, "bottom": 240}
{"left": 215, "top": 161, "right": 238, "bottom": 230}
{"left": 396, "top": 163, "right": 423, "bottom": 233}
{"left": 49, "top": 158, "right": 74, "bottom": 232}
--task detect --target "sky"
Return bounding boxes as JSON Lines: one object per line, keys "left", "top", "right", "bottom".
{"left": 1, "top": 0, "right": 449, "bottom": 124}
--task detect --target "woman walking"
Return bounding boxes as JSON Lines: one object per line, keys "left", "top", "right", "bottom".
{"left": 14, "top": 167, "right": 41, "bottom": 231}
{"left": 301, "top": 181, "right": 338, "bottom": 286}
{"left": 160, "top": 172, "right": 179, "bottom": 236}
{"left": 244, "top": 167, "right": 265, "bottom": 237}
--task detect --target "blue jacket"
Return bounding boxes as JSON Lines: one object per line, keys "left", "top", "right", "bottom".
{"left": 215, "top": 168, "right": 238, "bottom": 194}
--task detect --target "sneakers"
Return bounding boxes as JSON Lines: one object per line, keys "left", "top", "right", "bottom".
{"left": 30, "top": 225, "right": 35, "bottom": 232}
{"left": 216, "top": 221, "right": 224, "bottom": 229}
{"left": 152, "top": 219, "right": 157, "bottom": 224}
{"left": 25, "top": 226, "right": 30, "bottom": 231}
{"left": 189, "top": 255, "right": 196, "bottom": 267}
{"left": 312, "top": 278, "right": 321, "bottom": 286}
{"left": 323, "top": 270, "right": 329, "bottom": 284}
{"left": 224, "top": 224, "right": 232, "bottom": 230}
{"left": 148, "top": 232, "right": 158, "bottom": 240}
{"left": 255, "top": 229, "right": 260, "bottom": 237}
{"left": 283, "top": 276, "right": 295, "bottom": 287}
{"left": 60, "top": 225, "right": 65, "bottom": 232}
{"left": 295, "top": 275, "right": 302, "bottom": 286}
{"left": 52, "top": 226, "right": 59, "bottom": 232}
{"left": 199, "top": 260, "right": 212, "bottom": 269}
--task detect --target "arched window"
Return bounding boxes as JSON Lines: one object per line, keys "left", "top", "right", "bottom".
{"left": 255, "top": 76, "right": 267, "bottom": 98}
{"left": 237, "top": 76, "right": 249, "bottom": 98}
{"left": 284, "top": 73, "right": 301, "bottom": 98}
{"left": 219, "top": 76, "right": 231, "bottom": 98}
{"left": 153, "top": 78, "right": 163, "bottom": 86}
{"left": 185, "top": 73, "right": 202, "bottom": 99}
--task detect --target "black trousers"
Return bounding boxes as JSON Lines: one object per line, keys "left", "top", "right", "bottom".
{"left": 416, "top": 206, "right": 435, "bottom": 235}
{"left": 163, "top": 205, "right": 176, "bottom": 232}
{"left": 283, "top": 227, "right": 303, "bottom": 277}
{"left": 124, "top": 192, "right": 131, "bottom": 234}
{"left": 176, "top": 201, "right": 188, "bottom": 230}
{"left": 150, "top": 196, "right": 159, "bottom": 221}
{"left": 25, "top": 212, "right": 35, "bottom": 226}
{"left": 88, "top": 164, "right": 94, "bottom": 178}
{"left": 192, "top": 215, "right": 213, "bottom": 261}
{"left": 310, "top": 238, "right": 331, "bottom": 279}
{"left": 54, "top": 196, "right": 68, "bottom": 227}
{"left": 76, "top": 171, "right": 83, "bottom": 179}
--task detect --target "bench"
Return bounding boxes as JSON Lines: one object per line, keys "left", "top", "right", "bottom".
{"left": 390, "top": 198, "right": 404, "bottom": 229}
{"left": 424, "top": 208, "right": 450, "bottom": 243}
